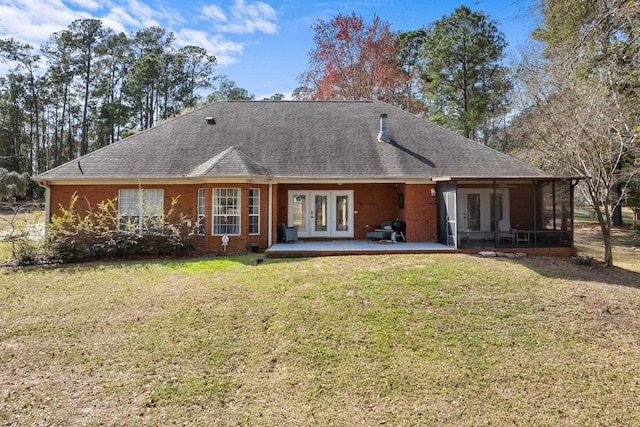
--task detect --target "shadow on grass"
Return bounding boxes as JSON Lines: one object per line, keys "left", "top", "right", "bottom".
{"left": 498, "top": 255, "right": 640, "bottom": 291}
{"left": 1, "top": 251, "right": 301, "bottom": 274}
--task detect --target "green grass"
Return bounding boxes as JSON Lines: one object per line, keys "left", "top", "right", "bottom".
{"left": 2, "top": 254, "right": 640, "bottom": 425}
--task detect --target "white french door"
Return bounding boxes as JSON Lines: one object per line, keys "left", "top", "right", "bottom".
{"left": 288, "top": 190, "right": 354, "bottom": 238}
{"left": 458, "top": 189, "right": 510, "bottom": 232}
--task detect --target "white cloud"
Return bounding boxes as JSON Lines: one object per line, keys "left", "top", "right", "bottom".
{"left": 176, "top": 28, "right": 245, "bottom": 66}
{"left": 201, "top": 0, "right": 278, "bottom": 34}
{"left": 0, "top": 0, "right": 92, "bottom": 46}
{"left": 66, "top": 0, "right": 102, "bottom": 12}
{"left": 0, "top": 0, "right": 279, "bottom": 74}
{"left": 202, "top": 4, "right": 227, "bottom": 23}
{"left": 101, "top": 6, "right": 147, "bottom": 33}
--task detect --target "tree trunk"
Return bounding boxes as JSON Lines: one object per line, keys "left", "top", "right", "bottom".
{"left": 598, "top": 212, "right": 614, "bottom": 267}
{"left": 612, "top": 203, "right": 623, "bottom": 226}
{"left": 602, "top": 225, "right": 613, "bottom": 267}
{"left": 80, "top": 61, "right": 91, "bottom": 156}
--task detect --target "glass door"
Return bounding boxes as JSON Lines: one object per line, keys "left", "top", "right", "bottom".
{"left": 332, "top": 191, "right": 354, "bottom": 238}
{"left": 291, "top": 194, "right": 307, "bottom": 234}
{"left": 443, "top": 187, "right": 457, "bottom": 248}
{"left": 288, "top": 190, "right": 354, "bottom": 238}
{"left": 311, "top": 192, "right": 330, "bottom": 237}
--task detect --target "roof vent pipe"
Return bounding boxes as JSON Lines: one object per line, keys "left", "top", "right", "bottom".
{"left": 377, "top": 114, "right": 390, "bottom": 143}
{"left": 206, "top": 117, "right": 216, "bottom": 125}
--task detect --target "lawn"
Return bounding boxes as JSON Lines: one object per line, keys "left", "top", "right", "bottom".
{"left": 2, "top": 250, "right": 640, "bottom": 425}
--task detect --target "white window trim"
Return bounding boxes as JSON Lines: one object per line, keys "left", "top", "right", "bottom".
{"left": 197, "top": 188, "right": 206, "bottom": 236}
{"left": 117, "top": 188, "right": 164, "bottom": 234}
{"left": 212, "top": 188, "right": 241, "bottom": 236}
{"left": 249, "top": 188, "right": 260, "bottom": 235}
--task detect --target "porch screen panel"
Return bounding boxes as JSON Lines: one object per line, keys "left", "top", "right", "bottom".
{"left": 467, "top": 193, "right": 481, "bottom": 231}
{"left": 490, "top": 193, "right": 504, "bottom": 231}
{"left": 541, "top": 182, "right": 555, "bottom": 229}
{"left": 556, "top": 181, "right": 572, "bottom": 231}
{"left": 445, "top": 190, "right": 457, "bottom": 247}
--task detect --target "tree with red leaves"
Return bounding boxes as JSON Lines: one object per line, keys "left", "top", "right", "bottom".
{"left": 296, "top": 13, "right": 407, "bottom": 102}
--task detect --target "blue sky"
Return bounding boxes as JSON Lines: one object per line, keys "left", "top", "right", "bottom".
{"left": 0, "top": 0, "right": 538, "bottom": 99}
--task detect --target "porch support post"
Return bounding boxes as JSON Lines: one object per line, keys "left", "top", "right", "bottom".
{"left": 268, "top": 180, "right": 273, "bottom": 247}
{"left": 533, "top": 180, "right": 538, "bottom": 247}
{"left": 570, "top": 179, "right": 579, "bottom": 252}
{"left": 493, "top": 180, "right": 497, "bottom": 246}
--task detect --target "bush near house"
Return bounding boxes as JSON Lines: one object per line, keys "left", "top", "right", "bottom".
{"left": 13, "top": 194, "right": 193, "bottom": 265}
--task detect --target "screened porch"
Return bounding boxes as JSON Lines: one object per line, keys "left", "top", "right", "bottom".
{"left": 437, "top": 179, "right": 577, "bottom": 250}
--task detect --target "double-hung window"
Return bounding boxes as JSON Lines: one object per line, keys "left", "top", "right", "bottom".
{"left": 213, "top": 188, "right": 240, "bottom": 235}
{"left": 249, "top": 188, "right": 260, "bottom": 235}
{"left": 197, "top": 189, "right": 206, "bottom": 235}
{"left": 118, "top": 189, "right": 164, "bottom": 234}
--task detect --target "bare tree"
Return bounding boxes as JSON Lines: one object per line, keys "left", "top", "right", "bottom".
{"left": 513, "top": 0, "right": 640, "bottom": 266}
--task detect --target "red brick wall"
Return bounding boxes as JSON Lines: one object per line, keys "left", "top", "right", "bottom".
{"left": 404, "top": 184, "right": 438, "bottom": 242}
{"left": 49, "top": 183, "right": 271, "bottom": 254}
{"left": 48, "top": 181, "right": 440, "bottom": 254}
{"left": 275, "top": 183, "right": 438, "bottom": 242}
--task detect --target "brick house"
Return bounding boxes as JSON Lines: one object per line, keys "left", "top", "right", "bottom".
{"left": 33, "top": 100, "right": 577, "bottom": 255}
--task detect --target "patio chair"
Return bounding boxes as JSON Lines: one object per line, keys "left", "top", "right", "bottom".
{"left": 497, "top": 219, "right": 514, "bottom": 244}
{"left": 277, "top": 222, "right": 298, "bottom": 243}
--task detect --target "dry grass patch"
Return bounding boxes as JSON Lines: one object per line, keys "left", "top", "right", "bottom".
{"left": 574, "top": 221, "right": 639, "bottom": 273}
{"left": 2, "top": 254, "right": 640, "bottom": 425}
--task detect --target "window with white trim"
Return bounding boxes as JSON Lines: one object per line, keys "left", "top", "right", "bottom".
{"left": 118, "top": 189, "right": 164, "bottom": 234}
{"left": 197, "top": 188, "right": 206, "bottom": 235}
{"left": 249, "top": 188, "right": 260, "bottom": 235}
{"left": 213, "top": 188, "right": 240, "bottom": 235}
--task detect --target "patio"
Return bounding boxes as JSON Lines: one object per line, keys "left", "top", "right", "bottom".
{"left": 265, "top": 239, "right": 453, "bottom": 258}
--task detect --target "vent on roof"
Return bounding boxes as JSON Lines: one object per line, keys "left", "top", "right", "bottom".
{"left": 377, "top": 114, "right": 390, "bottom": 143}
{"left": 206, "top": 117, "right": 216, "bottom": 125}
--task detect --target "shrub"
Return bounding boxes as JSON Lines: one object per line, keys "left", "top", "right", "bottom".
{"left": 573, "top": 255, "right": 595, "bottom": 266}
{"left": 13, "top": 193, "right": 195, "bottom": 265}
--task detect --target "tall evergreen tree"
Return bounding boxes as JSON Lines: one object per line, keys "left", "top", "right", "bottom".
{"left": 0, "top": 39, "right": 41, "bottom": 173}
{"left": 55, "top": 19, "right": 112, "bottom": 156}
{"left": 419, "top": 6, "right": 512, "bottom": 143}
{"left": 1, "top": 20, "right": 218, "bottom": 171}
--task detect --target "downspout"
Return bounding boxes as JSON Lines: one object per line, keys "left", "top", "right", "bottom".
{"left": 268, "top": 179, "right": 273, "bottom": 247}
{"left": 493, "top": 180, "right": 497, "bottom": 247}
{"left": 36, "top": 180, "right": 51, "bottom": 225}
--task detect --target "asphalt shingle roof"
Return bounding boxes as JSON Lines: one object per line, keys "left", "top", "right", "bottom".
{"left": 36, "top": 100, "right": 550, "bottom": 181}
